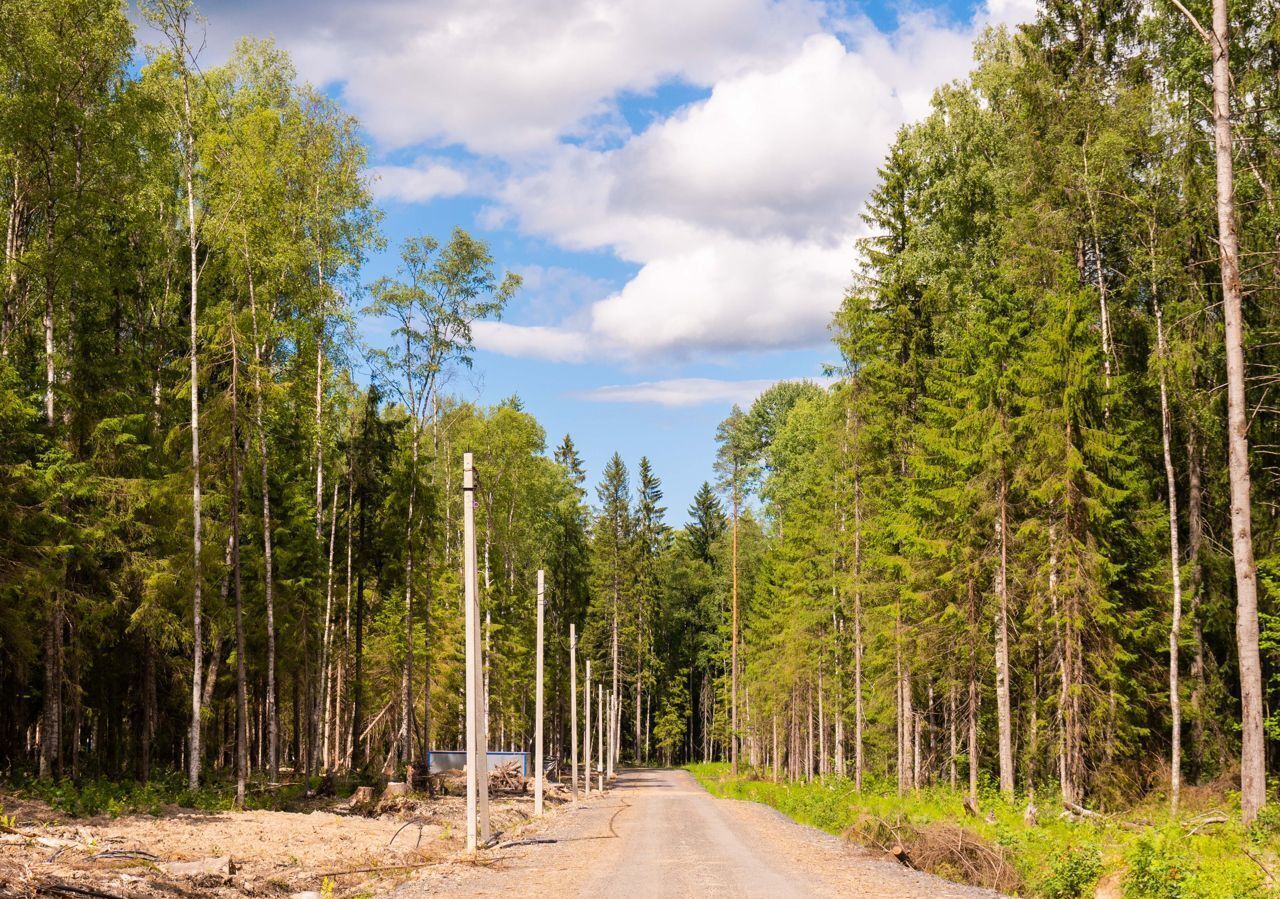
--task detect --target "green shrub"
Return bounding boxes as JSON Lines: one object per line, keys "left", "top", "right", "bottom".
{"left": 1247, "top": 804, "right": 1280, "bottom": 845}
{"left": 1124, "top": 830, "right": 1195, "bottom": 899}
{"left": 1041, "top": 846, "right": 1102, "bottom": 899}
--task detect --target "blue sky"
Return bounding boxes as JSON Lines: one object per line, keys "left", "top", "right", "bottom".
{"left": 181, "top": 0, "right": 1033, "bottom": 522}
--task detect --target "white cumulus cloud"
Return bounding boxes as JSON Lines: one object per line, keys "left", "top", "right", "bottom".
{"left": 485, "top": 2, "right": 1031, "bottom": 362}
{"left": 573, "top": 377, "right": 781, "bottom": 408}
{"left": 197, "top": 0, "right": 829, "bottom": 154}
{"left": 369, "top": 157, "right": 468, "bottom": 203}
{"left": 192, "top": 0, "right": 1038, "bottom": 363}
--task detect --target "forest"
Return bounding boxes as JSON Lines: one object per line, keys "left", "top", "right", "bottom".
{"left": 2, "top": 0, "right": 1280, "bottom": 874}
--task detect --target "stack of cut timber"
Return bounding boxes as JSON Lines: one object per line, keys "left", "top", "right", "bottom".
{"left": 489, "top": 760, "right": 527, "bottom": 793}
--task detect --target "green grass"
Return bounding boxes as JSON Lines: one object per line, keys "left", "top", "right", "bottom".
{"left": 3, "top": 770, "right": 367, "bottom": 819}
{"left": 687, "top": 763, "right": 1275, "bottom": 898}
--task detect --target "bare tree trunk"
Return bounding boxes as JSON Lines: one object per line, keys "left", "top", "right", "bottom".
{"left": 141, "top": 639, "right": 156, "bottom": 782}
{"left": 610, "top": 596, "right": 618, "bottom": 779}
{"left": 634, "top": 678, "right": 642, "bottom": 768}
{"left": 854, "top": 485, "right": 864, "bottom": 791}
{"left": 731, "top": 479, "right": 740, "bottom": 775}
{"left": 912, "top": 708, "right": 921, "bottom": 791}
{"left": 43, "top": 260, "right": 54, "bottom": 425}
{"left": 833, "top": 612, "right": 845, "bottom": 777}
{"left": 817, "top": 665, "right": 826, "bottom": 776}
{"left": 1050, "top": 524, "right": 1074, "bottom": 804}
{"left": 772, "top": 713, "right": 779, "bottom": 781}
{"left": 806, "top": 684, "right": 814, "bottom": 781}
{"left": 584, "top": 659, "right": 592, "bottom": 796}
{"left": 949, "top": 681, "right": 958, "bottom": 790}
{"left": 314, "top": 339, "right": 324, "bottom": 541}
{"left": 1210, "top": 0, "right": 1264, "bottom": 827}
{"left": 337, "top": 462, "right": 353, "bottom": 770}
{"left": 896, "top": 612, "right": 906, "bottom": 795}
{"left": 40, "top": 601, "right": 61, "bottom": 779}
{"left": 2, "top": 170, "right": 23, "bottom": 356}
{"left": 320, "top": 480, "right": 339, "bottom": 772}
{"left": 1082, "top": 143, "right": 1115, "bottom": 395}
{"left": 401, "top": 424, "right": 419, "bottom": 767}
{"left": 570, "top": 625, "right": 579, "bottom": 800}
{"left": 995, "top": 474, "right": 1014, "bottom": 799}
{"left": 245, "top": 256, "right": 278, "bottom": 782}
{"left": 905, "top": 671, "right": 916, "bottom": 790}
{"left": 1169, "top": 0, "right": 1265, "bottom": 824}
{"left": 968, "top": 578, "right": 979, "bottom": 802}
{"left": 1187, "top": 429, "right": 1207, "bottom": 774}
{"left": 1154, "top": 298, "right": 1184, "bottom": 814}
{"left": 179, "top": 27, "right": 204, "bottom": 793}
{"left": 231, "top": 315, "right": 247, "bottom": 808}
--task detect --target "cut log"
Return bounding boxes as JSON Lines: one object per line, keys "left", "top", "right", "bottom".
{"left": 1063, "top": 801, "right": 1144, "bottom": 832}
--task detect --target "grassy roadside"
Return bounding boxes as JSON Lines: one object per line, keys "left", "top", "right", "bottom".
{"left": 688, "top": 763, "right": 1275, "bottom": 897}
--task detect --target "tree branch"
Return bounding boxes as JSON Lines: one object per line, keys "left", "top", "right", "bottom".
{"left": 1168, "top": 0, "right": 1212, "bottom": 44}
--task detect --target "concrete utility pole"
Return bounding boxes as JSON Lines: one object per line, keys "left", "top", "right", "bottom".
{"left": 463, "top": 453, "right": 490, "bottom": 851}
{"left": 570, "top": 623, "right": 579, "bottom": 801}
{"left": 534, "top": 569, "right": 545, "bottom": 816}
{"left": 597, "top": 685, "right": 604, "bottom": 792}
{"left": 584, "top": 659, "right": 592, "bottom": 796}
{"left": 608, "top": 690, "right": 616, "bottom": 779}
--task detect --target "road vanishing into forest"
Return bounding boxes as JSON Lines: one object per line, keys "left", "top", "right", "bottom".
{"left": 398, "top": 768, "right": 1003, "bottom": 898}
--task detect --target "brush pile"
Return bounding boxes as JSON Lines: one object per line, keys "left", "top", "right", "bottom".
{"left": 844, "top": 812, "right": 1021, "bottom": 894}
{"left": 489, "top": 761, "right": 527, "bottom": 793}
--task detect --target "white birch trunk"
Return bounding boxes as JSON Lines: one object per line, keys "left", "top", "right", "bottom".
{"left": 995, "top": 475, "right": 1014, "bottom": 798}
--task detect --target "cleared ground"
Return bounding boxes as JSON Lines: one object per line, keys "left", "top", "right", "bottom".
{"left": 1, "top": 770, "right": 1006, "bottom": 897}
{"left": 403, "top": 768, "right": 1004, "bottom": 898}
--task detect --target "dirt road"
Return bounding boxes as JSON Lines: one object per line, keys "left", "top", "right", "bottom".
{"left": 400, "top": 768, "right": 1002, "bottom": 898}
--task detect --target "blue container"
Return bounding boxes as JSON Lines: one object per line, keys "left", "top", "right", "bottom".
{"left": 426, "top": 750, "right": 528, "bottom": 775}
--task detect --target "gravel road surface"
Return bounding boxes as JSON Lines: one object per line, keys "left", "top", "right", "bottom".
{"left": 399, "top": 768, "right": 1004, "bottom": 898}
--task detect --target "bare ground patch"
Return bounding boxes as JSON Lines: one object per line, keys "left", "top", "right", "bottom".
{"left": 0, "top": 787, "right": 571, "bottom": 898}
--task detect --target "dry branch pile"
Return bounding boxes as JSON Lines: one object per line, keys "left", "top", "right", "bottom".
{"left": 844, "top": 813, "right": 1021, "bottom": 894}
{"left": 489, "top": 761, "right": 527, "bottom": 793}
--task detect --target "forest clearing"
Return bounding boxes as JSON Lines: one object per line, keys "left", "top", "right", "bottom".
{"left": 6, "top": 0, "right": 1280, "bottom": 895}
{"left": 0, "top": 774, "right": 570, "bottom": 896}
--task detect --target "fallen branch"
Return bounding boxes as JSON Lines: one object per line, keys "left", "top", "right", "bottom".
{"left": 88, "top": 849, "right": 161, "bottom": 863}
{"left": 359, "top": 701, "right": 394, "bottom": 742}
{"left": 1242, "top": 847, "right": 1276, "bottom": 883}
{"left": 37, "top": 882, "right": 126, "bottom": 899}
{"left": 317, "top": 860, "right": 438, "bottom": 877}
{"left": 1185, "top": 815, "right": 1227, "bottom": 836}
{"left": 498, "top": 838, "right": 557, "bottom": 848}
{"left": 1063, "top": 801, "right": 1143, "bottom": 832}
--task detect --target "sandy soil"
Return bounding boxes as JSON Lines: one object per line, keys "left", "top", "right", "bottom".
{"left": 398, "top": 769, "right": 1006, "bottom": 898}
{"left": 1, "top": 771, "right": 1007, "bottom": 898}
{"left": 0, "top": 788, "right": 549, "bottom": 897}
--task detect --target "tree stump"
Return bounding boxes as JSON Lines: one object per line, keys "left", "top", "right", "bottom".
{"left": 382, "top": 781, "right": 410, "bottom": 800}
{"left": 349, "top": 786, "right": 376, "bottom": 815}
